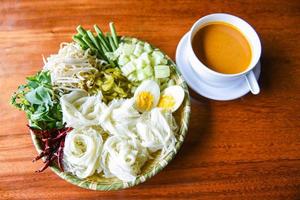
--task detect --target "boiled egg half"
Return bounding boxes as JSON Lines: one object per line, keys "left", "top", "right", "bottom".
{"left": 158, "top": 85, "right": 185, "bottom": 112}
{"left": 134, "top": 80, "right": 160, "bottom": 112}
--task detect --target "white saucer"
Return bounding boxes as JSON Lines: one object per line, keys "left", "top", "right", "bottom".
{"left": 175, "top": 32, "right": 261, "bottom": 101}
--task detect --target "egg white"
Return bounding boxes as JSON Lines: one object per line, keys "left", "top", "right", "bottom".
{"left": 159, "top": 85, "right": 185, "bottom": 112}
{"left": 134, "top": 80, "right": 160, "bottom": 112}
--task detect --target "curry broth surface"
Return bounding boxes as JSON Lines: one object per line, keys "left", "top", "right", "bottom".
{"left": 192, "top": 22, "right": 252, "bottom": 74}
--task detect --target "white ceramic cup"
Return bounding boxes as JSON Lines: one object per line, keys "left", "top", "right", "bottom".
{"left": 187, "top": 13, "right": 261, "bottom": 94}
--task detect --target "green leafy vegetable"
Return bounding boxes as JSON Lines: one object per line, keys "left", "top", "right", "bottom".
{"left": 10, "top": 71, "right": 63, "bottom": 130}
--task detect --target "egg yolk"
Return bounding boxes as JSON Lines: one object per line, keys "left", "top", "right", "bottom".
{"left": 136, "top": 91, "right": 154, "bottom": 111}
{"left": 158, "top": 95, "right": 175, "bottom": 109}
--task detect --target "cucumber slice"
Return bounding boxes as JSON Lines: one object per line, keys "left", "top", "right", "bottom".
{"left": 121, "top": 61, "right": 136, "bottom": 76}
{"left": 118, "top": 54, "right": 130, "bottom": 66}
{"left": 144, "top": 42, "right": 153, "bottom": 53}
{"left": 154, "top": 65, "right": 170, "bottom": 78}
{"left": 152, "top": 50, "right": 165, "bottom": 65}
{"left": 133, "top": 43, "right": 144, "bottom": 57}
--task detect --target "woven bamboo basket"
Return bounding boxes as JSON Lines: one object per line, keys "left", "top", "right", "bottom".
{"left": 30, "top": 37, "right": 191, "bottom": 190}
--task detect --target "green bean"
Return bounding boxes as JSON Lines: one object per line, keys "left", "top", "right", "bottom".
{"left": 93, "top": 44, "right": 107, "bottom": 60}
{"left": 94, "top": 24, "right": 104, "bottom": 36}
{"left": 109, "top": 22, "right": 118, "bottom": 48}
{"left": 82, "top": 35, "right": 97, "bottom": 50}
{"left": 99, "top": 42, "right": 109, "bottom": 53}
{"left": 75, "top": 33, "right": 82, "bottom": 38}
{"left": 94, "top": 24, "right": 111, "bottom": 51}
{"left": 97, "top": 33, "right": 111, "bottom": 52}
{"left": 73, "top": 23, "right": 120, "bottom": 64}
{"left": 76, "top": 25, "right": 87, "bottom": 36}
{"left": 87, "top": 30, "right": 102, "bottom": 50}
{"left": 88, "top": 37, "right": 109, "bottom": 61}
{"left": 72, "top": 35, "right": 88, "bottom": 49}
{"left": 107, "top": 33, "right": 117, "bottom": 51}
{"left": 94, "top": 25, "right": 109, "bottom": 44}
{"left": 96, "top": 47, "right": 106, "bottom": 61}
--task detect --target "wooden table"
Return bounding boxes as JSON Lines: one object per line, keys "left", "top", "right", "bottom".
{"left": 1, "top": 0, "right": 299, "bottom": 199}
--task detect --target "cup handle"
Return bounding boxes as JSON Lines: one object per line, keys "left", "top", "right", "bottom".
{"left": 245, "top": 70, "right": 260, "bottom": 95}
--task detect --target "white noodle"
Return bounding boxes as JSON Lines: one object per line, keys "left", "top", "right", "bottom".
{"left": 60, "top": 90, "right": 105, "bottom": 128}
{"left": 99, "top": 98, "right": 140, "bottom": 139}
{"left": 136, "top": 108, "right": 177, "bottom": 157}
{"left": 101, "top": 136, "right": 149, "bottom": 182}
{"left": 63, "top": 126, "right": 104, "bottom": 179}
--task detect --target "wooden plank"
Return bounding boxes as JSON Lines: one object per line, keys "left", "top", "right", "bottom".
{"left": 0, "top": 0, "right": 299, "bottom": 199}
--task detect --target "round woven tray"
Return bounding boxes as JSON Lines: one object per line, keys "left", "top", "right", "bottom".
{"left": 30, "top": 37, "right": 191, "bottom": 190}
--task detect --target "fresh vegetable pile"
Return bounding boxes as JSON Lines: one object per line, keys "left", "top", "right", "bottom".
{"left": 11, "top": 23, "right": 186, "bottom": 182}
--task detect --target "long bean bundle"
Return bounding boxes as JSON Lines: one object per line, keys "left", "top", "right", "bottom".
{"left": 73, "top": 22, "right": 119, "bottom": 65}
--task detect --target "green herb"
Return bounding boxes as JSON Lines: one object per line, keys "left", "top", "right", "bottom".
{"left": 10, "top": 71, "right": 63, "bottom": 130}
